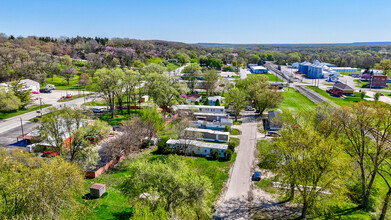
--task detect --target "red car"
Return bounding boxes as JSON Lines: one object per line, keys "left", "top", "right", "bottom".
{"left": 42, "top": 151, "right": 58, "bottom": 157}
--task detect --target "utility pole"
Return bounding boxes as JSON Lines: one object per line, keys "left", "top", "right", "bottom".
{"left": 20, "top": 118, "right": 24, "bottom": 138}
{"left": 39, "top": 98, "right": 43, "bottom": 117}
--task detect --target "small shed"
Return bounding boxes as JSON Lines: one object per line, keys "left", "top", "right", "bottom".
{"left": 332, "top": 82, "right": 354, "bottom": 95}
{"left": 141, "top": 95, "right": 149, "bottom": 103}
{"left": 90, "top": 183, "right": 106, "bottom": 198}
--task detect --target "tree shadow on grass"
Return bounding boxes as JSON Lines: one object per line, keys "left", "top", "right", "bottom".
{"left": 112, "top": 207, "right": 133, "bottom": 220}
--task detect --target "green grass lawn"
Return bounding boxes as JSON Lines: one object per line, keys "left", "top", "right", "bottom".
{"left": 252, "top": 73, "right": 283, "bottom": 82}
{"left": 308, "top": 86, "right": 371, "bottom": 106}
{"left": 166, "top": 62, "right": 181, "bottom": 72}
{"left": 82, "top": 100, "right": 107, "bottom": 106}
{"left": 44, "top": 75, "right": 99, "bottom": 91}
{"left": 0, "top": 104, "right": 51, "bottom": 120}
{"left": 98, "top": 109, "right": 139, "bottom": 126}
{"left": 233, "top": 121, "right": 242, "bottom": 125}
{"left": 230, "top": 128, "right": 241, "bottom": 135}
{"left": 279, "top": 89, "right": 317, "bottom": 114}
{"left": 83, "top": 152, "right": 235, "bottom": 219}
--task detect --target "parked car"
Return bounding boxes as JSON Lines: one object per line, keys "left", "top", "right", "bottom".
{"left": 42, "top": 151, "right": 58, "bottom": 157}
{"left": 245, "top": 105, "right": 254, "bottom": 111}
{"left": 39, "top": 88, "right": 52, "bottom": 93}
{"left": 46, "top": 84, "right": 56, "bottom": 90}
{"left": 380, "top": 93, "right": 385, "bottom": 96}
{"left": 268, "top": 131, "right": 281, "bottom": 137}
{"left": 252, "top": 172, "right": 261, "bottom": 181}
{"left": 26, "top": 144, "right": 37, "bottom": 152}
{"left": 92, "top": 108, "right": 104, "bottom": 113}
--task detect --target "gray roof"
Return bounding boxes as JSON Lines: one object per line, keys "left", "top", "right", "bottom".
{"left": 185, "top": 127, "right": 230, "bottom": 135}
{"left": 194, "top": 112, "right": 228, "bottom": 117}
{"left": 166, "top": 139, "right": 228, "bottom": 150}
{"left": 333, "top": 82, "right": 354, "bottom": 91}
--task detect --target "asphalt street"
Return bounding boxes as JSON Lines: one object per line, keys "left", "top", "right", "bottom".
{"left": 214, "top": 112, "right": 258, "bottom": 219}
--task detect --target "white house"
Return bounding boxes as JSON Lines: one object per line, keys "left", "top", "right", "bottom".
{"left": 175, "top": 105, "right": 225, "bottom": 113}
{"left": 166, "top": 139, "right": 228, "bottom": 158}
{"left": 194, "top": 118, "right": 233, "bottom": 131}
{"left": 1, "top": 79, "right": 40, "bottom": 93}
{"left": 185, "top": 127, "right": 229, "bottom": 142}
{"left": 193, "top": 112, "right": 228, "bottom": 122}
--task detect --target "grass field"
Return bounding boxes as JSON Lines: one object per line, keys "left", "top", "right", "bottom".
{"left": 98, "top": 109, "right": 139, "bottom": 126}
{"left": 84, "top": 152, "right": 234, "bottom": 219}
{"left": 43, "top": 75, "right": 99, "bottom": 91}
{"left": 230, "top": 128, "right": 241, "bottom": 135}
{"left": 279, "top": 89, "right": 317, "bottom": 113}
{"left": 252, "top": 73, "right": 283, "bottom": 82}
{"left": 0, "top": 104, "right": 51, "bottom": 120}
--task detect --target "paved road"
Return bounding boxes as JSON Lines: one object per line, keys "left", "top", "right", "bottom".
{"left": 0, "top": 95, "right": 92, "bottom": 135}
{"left": 214, "top": 112, "right": 258, "bottom": 219}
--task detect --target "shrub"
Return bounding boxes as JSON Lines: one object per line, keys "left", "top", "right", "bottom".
{"left": 204, "top": 98, "right": 210, "bottom": 105}
{"left": 228, "top": 142, "right": 236, "bottom": 151}
{"left": 225, "top": 149, "right": 233, "bottom": 161}
{"left": 215, "top": 99, "right": 220, "bottom": 106}
{"left": 156, "top": 138, "right": 171, "bottom": 154}
{"left": 194, "top": 101, "right": 199, "bottom": 105}
{"left": 211, "top": 150, "right": 220, "bottom": 160}
{"left": 224, "top": 125, "right": 231, "bottom": 132}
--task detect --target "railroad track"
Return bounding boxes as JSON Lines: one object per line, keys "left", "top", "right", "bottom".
{"left": 295, "top": 85, "right": 339, "bottom": 108}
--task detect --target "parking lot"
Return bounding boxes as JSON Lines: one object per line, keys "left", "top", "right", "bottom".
{"left": 31, "top": 90, "right": 92, "bottom": 106}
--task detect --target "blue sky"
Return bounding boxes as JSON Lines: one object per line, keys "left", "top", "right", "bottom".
{"left": 1, "top": 0, "right": 390, "bottom": 44}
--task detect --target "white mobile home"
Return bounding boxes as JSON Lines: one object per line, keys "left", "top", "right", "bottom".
{"left": 166, "top": 139, "right": 228, "bottom": 158}
{"left": 175, "top": 105, "right": 225, "bottom": 114}
{"left": 185, "top": 127, "right": 229, "bottom": 142}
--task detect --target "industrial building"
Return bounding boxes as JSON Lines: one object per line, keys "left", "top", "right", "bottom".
{"left": 250, "top": 66, "right": 268, "bottom": 74}
{"left": 298, "top": 61, "right": 341, "bottom": 80}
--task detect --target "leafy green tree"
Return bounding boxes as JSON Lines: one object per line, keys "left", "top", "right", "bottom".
{"left": 215, "top": 98, "right": 220, "bottom": 106}
{"left": 375, "top": 59, "right": 391, "bottom": 76}
{"left": 225, "top": 149, "right": 233, "bottom": 161}
{"left": 177, "top": 53, "right": 190, "bottom": 64}
{"left": 208, "top": 58, "right": 223, "bottom": 69}
{"left": 204, "top": 69, "right": 220, "bottom": 96}
{"left": 182, "top": 63, "right": 201, "bottom": 92}
{"left": 140, "top": 63, "right": 165, "bottom": 75}
{"left": 123, "top": 68, "right": 140, "bottom": 114}
{"left": 0, "top": 88, "right": 21, "bottom": 111}
{"left": 250, "top": 55, "right": 261, "bottom": 64}
{"left": 119, "top": 156, "right": 212, "bottom": 219}
{"left": 332, "top": 102, "right": 391, "bottom": 209}
{"left": 10, "top": 78, "right": 31, "bottom": 103}
{"left": 144, "top": 72, "right": 186, "bottom": 117}
{"left": 225, "top": 87, "right": 246, "bottom": 121}
{"left": 95, "top": 68, "right": 125, "bottom": 118}
{"left": 0, "top": 148, "right": 85, "bottom": 220}
{"left": 140, "top": 107, "right": 164, "bottom": 141}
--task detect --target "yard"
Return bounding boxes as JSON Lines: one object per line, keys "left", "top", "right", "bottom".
{"left": 279, "top": 89, "right": 317, "bottom": 113}
{"left": 252, "top": 73, "right": 283, "bottom": 82}
{"left": 83, "top": 152, "right": 235, "bottom": 219}
{"left": 98, "top": 109, "right": 139, "bottom": 126}
{"left": 43, "top": 74, "right": 99, "bottom": 91}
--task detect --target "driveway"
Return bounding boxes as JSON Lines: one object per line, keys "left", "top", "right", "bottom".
{"left": 214, "top": 112, "right": 258, "bottom": 219}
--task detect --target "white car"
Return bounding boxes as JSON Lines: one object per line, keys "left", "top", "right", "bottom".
{"left": 46, "top": 84, "right": 56, "bottom": 90}
{"left": 26, "top": 144, "right": 37, "bottom": 152}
